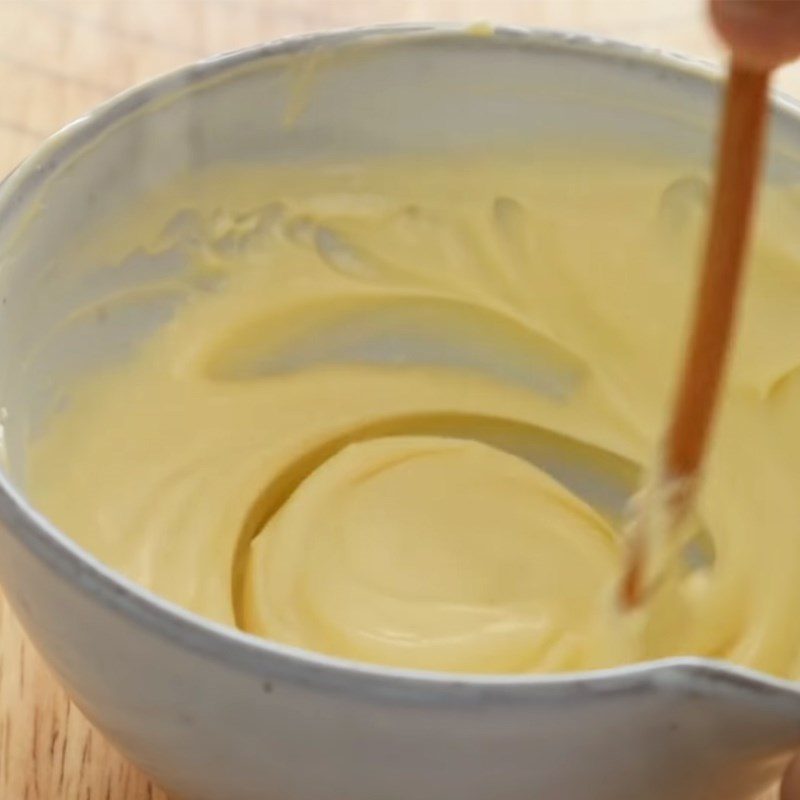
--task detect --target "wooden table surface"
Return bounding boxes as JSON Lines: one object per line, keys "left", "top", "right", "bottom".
{"left": 1, "top": 2, "right": 799, "bottom": 798}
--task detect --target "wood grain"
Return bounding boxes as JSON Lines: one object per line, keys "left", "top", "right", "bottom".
{"left": 0, "top": 2, "right": 797, "bottom": 798}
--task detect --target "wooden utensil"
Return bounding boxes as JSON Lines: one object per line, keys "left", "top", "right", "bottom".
{"left": 620, "top": 61, "right": 770, "bottom": 607}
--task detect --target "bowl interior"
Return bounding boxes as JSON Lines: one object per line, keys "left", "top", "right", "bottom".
{"left": 1, "top": 26, "right": 800, "bottom": 656}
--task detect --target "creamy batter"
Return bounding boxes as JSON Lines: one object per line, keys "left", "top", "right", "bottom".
{"left": 26, "top": 154, "right": 800, "bottom": 675}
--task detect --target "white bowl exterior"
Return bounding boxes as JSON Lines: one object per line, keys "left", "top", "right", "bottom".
{"left": 4, "top": 487, "right": 800, "bottom": 800}
{"left": 1, "top": 27, "right": 800, "bottom": 799}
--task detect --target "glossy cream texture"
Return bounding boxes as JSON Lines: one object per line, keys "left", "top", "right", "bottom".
{"left": 26, "top": 155, "right": 800, "bottom": 675}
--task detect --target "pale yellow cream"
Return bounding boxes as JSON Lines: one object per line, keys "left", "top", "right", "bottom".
{"left": 26, "top": 154, "right": 800, "bottom": 676}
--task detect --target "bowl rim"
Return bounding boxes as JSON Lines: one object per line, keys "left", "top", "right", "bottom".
{"left": 3, "top": 21, "right": 800, "bottom": 707}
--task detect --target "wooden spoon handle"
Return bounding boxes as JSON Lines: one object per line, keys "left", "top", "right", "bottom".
{"left": 665, "top": 62, "right": 769, "bottom": 480}
{"left": 620, "top": 63, "right": 770, "bottom": 608}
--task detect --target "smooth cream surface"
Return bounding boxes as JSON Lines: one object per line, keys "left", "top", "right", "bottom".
{"left": 26, "top": 154, "right": 800, "bottom": 676}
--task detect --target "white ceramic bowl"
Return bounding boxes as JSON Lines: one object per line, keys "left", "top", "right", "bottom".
{"left": 2, "top": 25, "right": 800, "bottom": 800}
